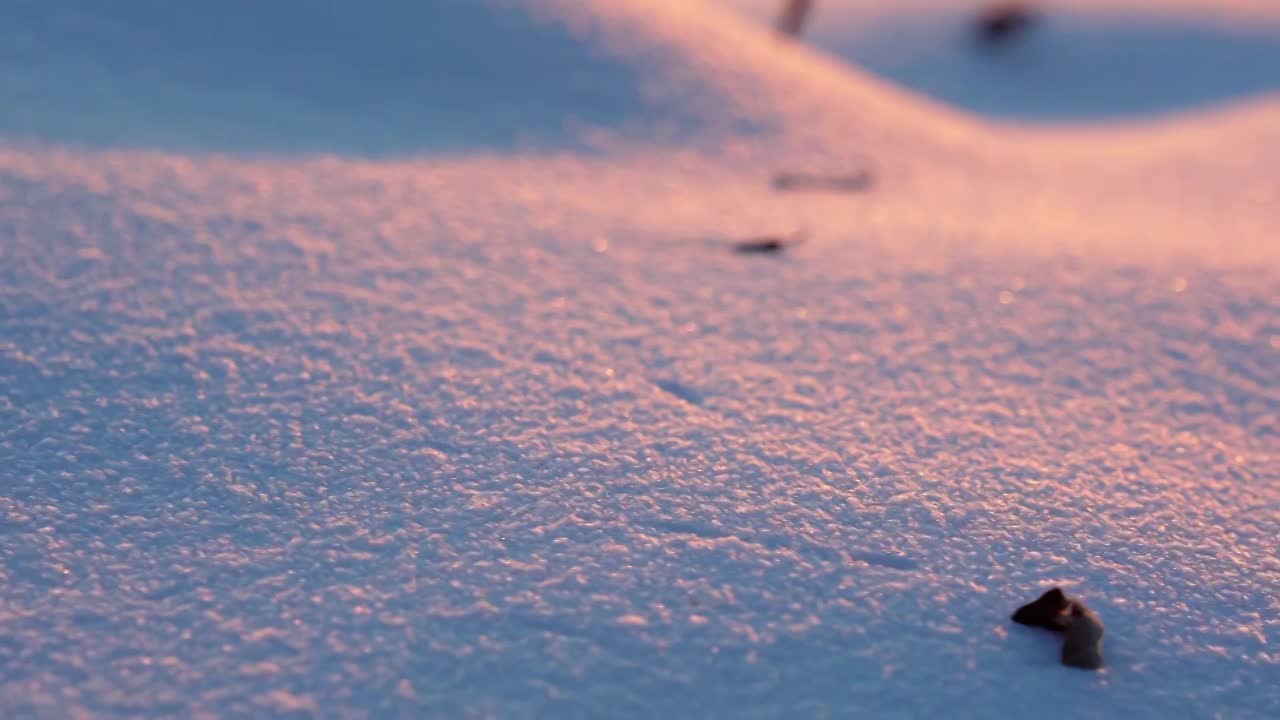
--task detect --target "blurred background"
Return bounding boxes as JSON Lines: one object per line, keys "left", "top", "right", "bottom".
{"left": 717, "top": 0, "right": 1280, "bottom": 121}
{"left": 1, "top": 0, "right": 1278, "bottom": 155}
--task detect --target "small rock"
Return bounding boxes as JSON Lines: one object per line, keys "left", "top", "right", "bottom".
{"left": 731, "top": 231, "right": 807, "bottom": 255}
{"left": 1011, "top": 587, "right": 1071, "bottom": 631}
{"left": 976, "top": 2, "right": 1038, "bottom": 47}
{"left": 1061, "top": 602, "right": 1105, "bottom": 670}
{"left": 734, "top": 238, "right": 785, "bottom": 254}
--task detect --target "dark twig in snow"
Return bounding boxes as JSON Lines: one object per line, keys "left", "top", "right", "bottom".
{"left": 776, "top": 0, "right": 816, "bottom": 38}
{"left": 732, "top": 230, "right": 808, "bottom": 254}
{"left": 772, "top": 169, "right": 874, "bottom": 193}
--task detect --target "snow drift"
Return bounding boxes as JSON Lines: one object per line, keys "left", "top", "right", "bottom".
{"left": 0, "top": 0, "right": 1277, "bottom": 718}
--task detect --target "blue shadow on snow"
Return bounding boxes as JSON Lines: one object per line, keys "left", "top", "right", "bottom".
{"left": 808, "top": 10, "right": 1280, "bottom": 121}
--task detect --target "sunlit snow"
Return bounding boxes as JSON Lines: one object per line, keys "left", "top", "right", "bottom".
{"left": 1, "top": 0, "right": 1277, "bottom": 717}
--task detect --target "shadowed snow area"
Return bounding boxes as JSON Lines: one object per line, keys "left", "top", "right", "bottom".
{"left": 0, "top": 0, "right": 753, "bottom": 155}
{"left": 826, "top": 12, "right": 1280, "bottom": 121}
{"left": 2, "top": 0, "right": 1280, "bottom": 717}
{"left": 721, "top": 0, "right": 1280, "bottom": 121}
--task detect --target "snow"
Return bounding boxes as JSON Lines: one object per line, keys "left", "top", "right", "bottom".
{"left": 719, "top": 0, "right": 1280, "bottom": 120}
{"left": 1, "top": 0, "right": 1278, "bottom": 717}
{"left": 0, "top": 0, "right": 743, "bottom": 154}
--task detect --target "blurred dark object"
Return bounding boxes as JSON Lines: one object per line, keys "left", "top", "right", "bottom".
{"left": 732, "top": 231, "right": 807, "bottom": 254}
{"left": 773, "top": 170, "right": 873, "bottom": 193}
{"left": 1011, "top": 587, "right": 1071, "bottom": 631}
{"left": 776, "top": 0, "right": 816, "bottom": 38}
{"left": 976, "top": 2, "right": 1039, "bottom": 47}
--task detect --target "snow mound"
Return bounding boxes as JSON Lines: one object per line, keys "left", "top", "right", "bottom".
{"left": 719, "top": 0, "right": 1280, "bottom": 121}
{"left": 0, "top": 0, "right": 1278, "bottom": 718}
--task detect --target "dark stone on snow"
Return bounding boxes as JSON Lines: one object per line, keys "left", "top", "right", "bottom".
{"left": 976, "top": 2, "right": 1039, "bottom": 47}
{"left": 734, "top": 238, "right": 786, "bottom": 253}
{"left": 731, "top": 231, "right": 807, "bottom": 255}
{"left": 1011, "top": 587, "right": 1071, "bottom": 631}
{"left": 1061, "top": 602, "right": 1105, "bottom": 670}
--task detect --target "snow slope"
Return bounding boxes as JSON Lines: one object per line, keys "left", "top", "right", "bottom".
{"left": 1, "top": 0, "right": 1278, "bottom": 717}
{"left": 718, "top": 0, "right": 1280, "bottom": 120}
{"left": 0, "top": 0, "right": 760, "bottom": 154}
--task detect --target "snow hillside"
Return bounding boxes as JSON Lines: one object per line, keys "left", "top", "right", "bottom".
{"left": 1, "top": 0, "right": 1278, "bottom": 717}
{"left": 0, "top": 0, "right": 769, "bottom": 155}
{"left": 718, "top": 0, "right": 1280, "bottom": 120}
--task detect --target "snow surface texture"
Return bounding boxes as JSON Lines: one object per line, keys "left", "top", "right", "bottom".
{"left": 1, "top": 0, "right": 1279, "bottom": 717}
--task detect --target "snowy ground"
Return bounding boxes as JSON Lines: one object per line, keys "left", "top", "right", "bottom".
{"left": 718, "top": 0, "right": 1280, "bottom": 120}
{"left": 1, "top": 0, "right": 1278, "bottom": 717}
